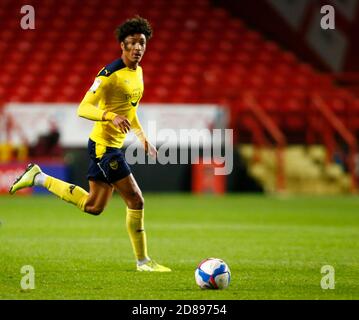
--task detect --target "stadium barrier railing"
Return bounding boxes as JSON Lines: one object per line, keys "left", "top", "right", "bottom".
{"left": 239, "top": 94, "right": 287, "bottom": 192}
{"left": 311, "top": 95, "right": 358, "bottom": 193}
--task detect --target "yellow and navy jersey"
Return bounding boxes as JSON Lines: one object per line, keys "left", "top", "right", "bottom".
{"left": 78, "top": 58, "right": 144, "bottom": 149}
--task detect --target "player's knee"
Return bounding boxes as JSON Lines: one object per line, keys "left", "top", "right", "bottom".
{"left": 91, "top": 207, "right": 104, "bottom": 215}
{"left": 127, "top": 191, "right": 144, "bottom": 210}
{"left": 85, "top": 205, "right": 104, "bottom": 216}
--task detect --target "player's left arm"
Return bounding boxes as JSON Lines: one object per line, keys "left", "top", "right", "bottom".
{"left": 131, "top": 113, "right": 157, "bottom": 158}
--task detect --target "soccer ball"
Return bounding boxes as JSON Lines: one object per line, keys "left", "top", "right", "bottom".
{"left": 195, "top": 258, "right": 231, "bottom": 289}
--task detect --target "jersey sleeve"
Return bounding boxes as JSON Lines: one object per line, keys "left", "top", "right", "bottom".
{"left": 77, "top": 75, "right": 117, "bottom": 121}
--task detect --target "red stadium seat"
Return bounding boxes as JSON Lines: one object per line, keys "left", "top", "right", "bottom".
{"left": 0, "top": 0, "right": 355, "bottom": 138}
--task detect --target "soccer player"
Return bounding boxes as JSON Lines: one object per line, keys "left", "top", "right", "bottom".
{"left": 9, "top": 16, "right": 171, "bottom": 272}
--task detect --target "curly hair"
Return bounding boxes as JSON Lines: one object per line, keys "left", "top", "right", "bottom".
{"left": 115, "top": 15, "right": 153, "bottom": 42}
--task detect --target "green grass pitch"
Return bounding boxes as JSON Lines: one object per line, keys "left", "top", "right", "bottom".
{"left": 0, "top": 194, "right": 358, "bottom": 300}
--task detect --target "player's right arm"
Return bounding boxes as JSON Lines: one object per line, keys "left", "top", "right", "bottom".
{"left": 77, "top": 76, "right": 130, "bottom": 133}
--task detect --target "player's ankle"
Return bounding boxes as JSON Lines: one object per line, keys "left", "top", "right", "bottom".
{"left": 34, "top": 172, "right": 48, "bottom": 186}
{"left": 137, "top": 257, "right": 151, "bottom": 266}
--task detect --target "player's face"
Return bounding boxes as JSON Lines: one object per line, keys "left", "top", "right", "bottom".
{"left": 121, "top": 34, "right": 147, "bottom": 65}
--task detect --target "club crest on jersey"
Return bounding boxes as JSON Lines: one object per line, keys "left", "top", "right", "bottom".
{"left": 109, "top": 159, "right": 118, "bottom": 170}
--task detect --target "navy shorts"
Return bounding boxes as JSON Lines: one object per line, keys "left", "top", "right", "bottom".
{"left": 87, "top": 139, "right": 131, "bottom": 184}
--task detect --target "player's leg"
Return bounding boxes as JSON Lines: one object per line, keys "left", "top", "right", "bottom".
{"left": 113, "top": 173, "right": 144, "bottom": 209}
{"left": 113, "top": 174, "right": 171, "bottom": 272}
{"left": 84, "top": 180, "right": 113, "bottom": 215}
{"left": 113, "top": 174, "right": 146, "bottom": 262}
{"left": 9, "top": 163, "right": 112, "bottom": 215}
{"left": 9, "top": 163, "right": 89, "bottom": 211}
